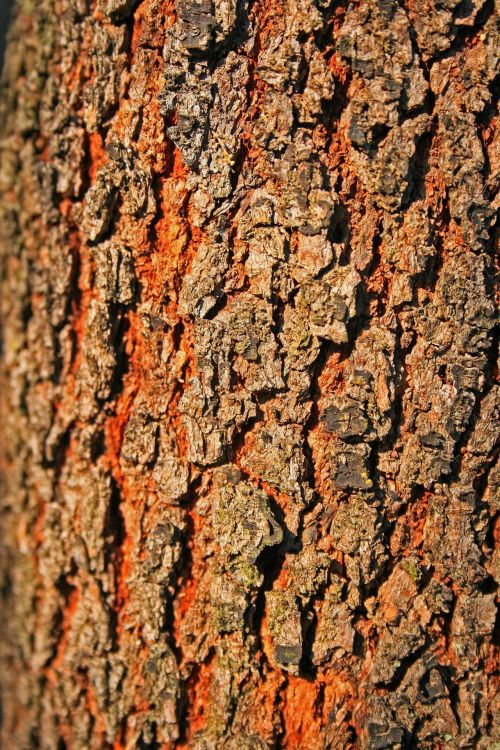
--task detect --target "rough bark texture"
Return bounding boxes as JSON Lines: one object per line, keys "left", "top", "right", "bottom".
{"left": 0, "top": 0, "right": 499, "bottom": 747}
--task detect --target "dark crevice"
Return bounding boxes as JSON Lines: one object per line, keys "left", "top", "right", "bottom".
{"left": 403, "top": 115, "right": 437, "bottom": 208}
{"left": 106, "top": 475, "right": 127, "bottom": 650}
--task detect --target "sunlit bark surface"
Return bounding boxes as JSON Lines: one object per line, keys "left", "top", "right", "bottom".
{"left": 0, "top": 0, "right": 498, "bottom": 747}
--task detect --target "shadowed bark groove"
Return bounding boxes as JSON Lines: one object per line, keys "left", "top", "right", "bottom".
{"left": 0, "top": 0, "right": 498, "bottom": 748}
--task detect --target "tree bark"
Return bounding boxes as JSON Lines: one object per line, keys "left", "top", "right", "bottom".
{"left": 0, "top": 0, "right": 498, "bottom": 747}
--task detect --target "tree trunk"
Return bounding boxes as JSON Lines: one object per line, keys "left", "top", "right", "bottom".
{"left": 0, "top": 0, "right": 498, "bottom": 747}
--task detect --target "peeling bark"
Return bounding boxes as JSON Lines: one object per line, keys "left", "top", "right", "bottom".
{"left": 0, "top": 0, "right": 498, "bottom": 748}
